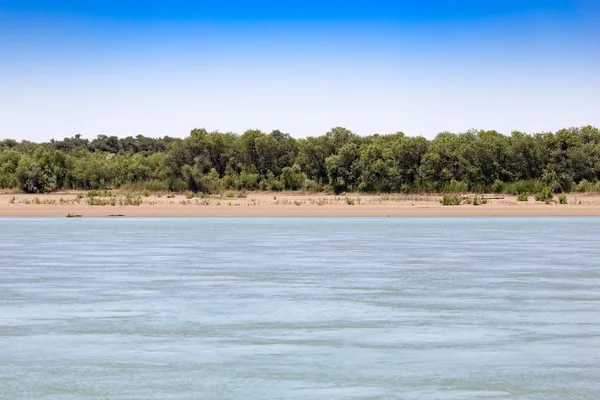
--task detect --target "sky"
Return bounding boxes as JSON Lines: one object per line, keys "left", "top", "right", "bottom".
{"left": 1, "top": 0, "right": 599, "bottom": 141}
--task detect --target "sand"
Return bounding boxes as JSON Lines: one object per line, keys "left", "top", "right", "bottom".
{"left": 1, "top": 191, "right": 600, "bottom": 217}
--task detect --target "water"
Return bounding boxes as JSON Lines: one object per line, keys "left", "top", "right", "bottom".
{"left": 1, "top": 217, "right": 599, "bottom": 399}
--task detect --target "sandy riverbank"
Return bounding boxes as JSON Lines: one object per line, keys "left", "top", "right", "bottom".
{"left": 1, "top": 191, "right": 600, "bottom": 217}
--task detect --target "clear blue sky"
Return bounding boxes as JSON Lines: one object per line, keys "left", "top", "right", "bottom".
{"left": 1, "top": 0, "right": 598, "bottom": 140}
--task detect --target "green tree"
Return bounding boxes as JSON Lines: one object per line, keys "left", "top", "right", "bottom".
{"left": 326, "top": 143, "right": 361, "bottom": 193}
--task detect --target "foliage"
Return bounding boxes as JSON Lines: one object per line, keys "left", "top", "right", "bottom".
{"left": 15, "top": 156, "right": 57, "bottom": 193}
{"left": 472, "top": 195, "right": 487, "bottom": 206}
{"left": 280, "top": 164, "right": 306, "bottom": 191}
{"left": 535, "top": 187, "right": 554, "bottom": 203}
{"left": 558, "top": 193, "right": 568, "bottom": 204}
{"left": 440, "top": 194, "right": 462, "bottom": 206}
{"left": 515, "top": 180, "right": 541, "bottom": 195}
{"left": 517, "top": 193, "right": 529, "bottom": 201}
{"left": 1, "top": 125, "right": 600, "bottom": 194}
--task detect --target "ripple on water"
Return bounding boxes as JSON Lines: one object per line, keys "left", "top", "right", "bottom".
{"left": 1, "top": 217, "right": 600, "bottom": 399}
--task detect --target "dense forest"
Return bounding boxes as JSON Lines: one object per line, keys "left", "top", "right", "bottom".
{"left": 1, "top": 126, "right": 600, "bottom": 195}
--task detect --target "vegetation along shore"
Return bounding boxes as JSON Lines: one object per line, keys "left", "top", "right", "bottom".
{"left": 2, "top": 125, "right": 600, "bottom": 216}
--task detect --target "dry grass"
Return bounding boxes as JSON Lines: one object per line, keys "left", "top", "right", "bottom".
{"left": 3, "top": 191, "right": 600, "bottom": 218}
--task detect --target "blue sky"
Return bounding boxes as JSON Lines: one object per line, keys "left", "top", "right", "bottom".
{"left": 1, "top": 0, "right": 598, "bottom": 140}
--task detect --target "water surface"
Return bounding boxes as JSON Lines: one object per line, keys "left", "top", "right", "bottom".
{"left": 1, "top": 217, "right": 599, "bottom": 399}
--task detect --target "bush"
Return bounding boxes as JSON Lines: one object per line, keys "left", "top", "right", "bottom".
{"left": 440, "top": 194, "right": 462, "bottom": 206}
{"left": 515, "top": 180, "right": 540, "bottom": 195}
{"left": 182, "top": 166, "right": 221, "bottom": 193}
{"left": 535, "top": 187, "right": 554, "bottom": 203}
{"left": 280, "top": 165, "right": 306, "bottom": 191}
{"left": 502, "top": 182, "right": 518, "bottom": 195}
{"left": 16, "top": 157, "right": 57, "bottom": 193}
{"left": 303, "top": 179, "right": 323, "bottom": 192}
{"left": 223, "top": 170, "right": 259, "bottom": 191}
{"left": 238, "top": 171, "right": 260, "bottom": 190}
{"left": 268, "top": 180, "right": 285, "bottom": 191}
{"left": 442, "top": 180, "right": 468, "bottom": 193}
{"left": 332, "top": 181, "right": 347, "bottom": 195}
{"left": 517, "top": 193, "right": 528, "bottom": 202}
{"left": 167, "top": 177, "right": 187, "bottom": 192}
{"left": 259, "top": 172, "right": 284, "bottom": 191}
{"left": 555, "top": 174, "right": 574, "bottom": 193}
{"left": 574, "top": 179, "right": 600, "bottom": 193}
{"left": 0, "top": 150, "right": 20, "bottom": 189}
{"left": 543, "top": 170, "right": 574, "bottom": 193}
{"left": 558, "top": 193, "right": 567, "bottom": 204}
{"left": 120, "top": 194, "right": 143, "bottom": 206}
{"left": 472, "top": 195, "right": 487, "bottom": 206}
{"left": 491, "top": 180, "right": 504, "bottom": 194}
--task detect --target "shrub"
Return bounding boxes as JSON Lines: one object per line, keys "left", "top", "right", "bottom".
{"left": 491, "top": 180, "right": 504, "bottom": 194}
{"left": 574, "top": 179, "right": 600, "bottom": 193}
{"left": 120, "top": 194, "right": 142, "bottom": 206}
{"left": 575, "top": 179, "right": 591, "bottom": 192}
{"left": 443, "top": 180, "right": 468, "bottom": 193}
{"left": 543, "top": 170, "right": 574, "bottom": 193}
{"left": 472, "top": 195, "right": 487, "bottom": 206}
{"left": 182, "top": 166, "right": 222, "bottom": 193}
{"left": 332, "top": 182, "right": 347, "bottom": 195}
{"left": 535, "top": 187, "right": 554, "bottom": 203}
{"left": 303, "top": 179, "right": 323, "bottom": 192}
{"left": 517, "top": 193, "right": 528, "bottom": 202}
{"left": 238, "top": 171, "right": 260, "bottom": 190}
{"left": 558, "top": 193, "right": 567, "bottom": 204}
{"left": 16, "top": 157, "right": 57, "bottom": 193}
{"left": 502, "top": 182, "right": 518, "bottom": 195}
{"left": 167, "top": 177, "right": 187, "bottom": 192}
{"left": 259, "top": 172, "right": 284, "bottom": 191}
{"left": 515, "top": 180, "right": 541, "bottom": 195}
{"left": 555, "top": 174, "right": 574, "bottom": 193}
{"left": 345, "top": 197, "right": 356, "bottom": 205}
{"left": 440, "top": 194, "right": 462, "bottom": 206}
{"left": 280, "top": 165, "right": 306, "bottom": 191}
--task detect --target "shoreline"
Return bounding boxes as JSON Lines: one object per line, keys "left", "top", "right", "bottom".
{"left": 2, "top": 192, "right": 600, "bottom": 217}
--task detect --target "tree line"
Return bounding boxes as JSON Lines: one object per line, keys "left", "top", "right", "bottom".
{"left": 1, "top": 126, "right": 600, "bottom": 194}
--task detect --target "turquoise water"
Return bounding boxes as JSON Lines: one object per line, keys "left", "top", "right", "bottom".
{"left": 1, "top": 217, "right": 599, "bottom": 399}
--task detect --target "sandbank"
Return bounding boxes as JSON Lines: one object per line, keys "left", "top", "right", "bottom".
{"left": 1, "top": 192, "right": 600, "bottom": 218}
